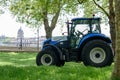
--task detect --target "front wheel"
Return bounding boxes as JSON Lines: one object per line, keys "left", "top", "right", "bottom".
{"left": 36, "top": 48, "right": 59, "bottom": 66}
{"left": 81, "top": 40, "right": 113, "bottom": 67}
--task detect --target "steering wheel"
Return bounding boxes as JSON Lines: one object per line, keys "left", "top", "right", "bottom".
{"left": 74, "top": 30, "right": 83, "bottom": 39}
{"left": 77, "top": 30, "right": 84, "bottom": 36}
{"left": 75, "top": 28, "right": 89, "bottom": 38}
{"left": 75, "top": 30, "right": 84, "bottom": 36}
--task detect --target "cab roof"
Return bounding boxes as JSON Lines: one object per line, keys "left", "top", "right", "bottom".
{"left": 71, "top": 17, "right": 101, "bottom": 24}
{"left": 71, "top": 17, "right": 101, "bottom": 21}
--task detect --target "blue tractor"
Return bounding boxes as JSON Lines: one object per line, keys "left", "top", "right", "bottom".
{"left": 36, "top": 17, "right": 114, "bottom": 67}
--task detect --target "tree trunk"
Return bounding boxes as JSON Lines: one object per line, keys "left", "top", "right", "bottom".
{"left": 43, "top": 10, "right": 60, "bottom": 39}
{"left": 109, "top": 18, "right": 115, "bottom": 53}
{"left": 93, "top": 0, "right": 116, "bottom": 52}
{"left": 43, "top": 2, "right": 61, "bottom": 39}
{"left": 43, "top": 11, "right": 52, "bottom": 39}
{"left": 111, "top": 0, "right": 120, "bottom": 79}
{"left": 108, "top": 0, "right": 116, "bottom": 53}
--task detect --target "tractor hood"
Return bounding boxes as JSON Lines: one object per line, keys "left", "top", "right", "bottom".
{"left": 42, "top": 36, "right": 68, "bottom": 48}
{"left": 52, "top": 36, "right": 68, "bottom": 41}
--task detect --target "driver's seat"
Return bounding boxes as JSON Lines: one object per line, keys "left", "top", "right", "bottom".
{"left": 70, "top": 34, "right": 81, "bottom": 48}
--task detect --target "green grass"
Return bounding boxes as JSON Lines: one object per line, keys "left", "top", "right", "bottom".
{"left": 0, "top": 52, "right": 113, "bottom": 80}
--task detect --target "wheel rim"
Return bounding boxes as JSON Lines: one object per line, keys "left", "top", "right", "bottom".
{"left": 41, "top": 54, "right": 53, "bottom": 66}
{"left": 90, "top": 47, "right": 106, "bottom": 64}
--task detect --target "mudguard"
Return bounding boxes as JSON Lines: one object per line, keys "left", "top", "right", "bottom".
{"left": 42, "top": 44, "right": 64, "bottom": 60}
{"left": 78, "top": 33, "right": 112, "bottom": 48}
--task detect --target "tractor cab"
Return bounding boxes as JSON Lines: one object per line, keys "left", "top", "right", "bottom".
{"left": 67, "top": 18, "right": 101, "bottom": 48}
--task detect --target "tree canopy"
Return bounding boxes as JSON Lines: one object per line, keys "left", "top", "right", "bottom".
{"left": 0, "top": 0, "right": 9, "bottom": 14}
{"left": 2, "top": 0, "right": 114, "bottom": 39}
{"left": 9, "top": 0, "right": 86, "bottom": 38}
{"left": 82, "top": 0, "right": 109, "bottom": 21}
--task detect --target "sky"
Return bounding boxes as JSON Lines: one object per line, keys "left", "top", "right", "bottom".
{"left": 0, "top": 11, "right": 63, "bottom": 38}
{"left": 0, "top": 11, "right": 110, "bottom": 38}
{"left": 0, "top": 11, "right": 39, "bottom": 38}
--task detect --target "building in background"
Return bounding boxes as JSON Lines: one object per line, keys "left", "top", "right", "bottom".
{"left": 0, "top": 27, "right": 46, "bottom": 49}
{"left": 17, "top": 27, "right": 24, "bottom": 49}
{"left": 17, "top": 27, "right": 24, "bottom": 38}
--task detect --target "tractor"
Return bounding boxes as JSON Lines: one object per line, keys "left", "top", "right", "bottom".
{"left": 36, "top": 17, "right": 114, "bottom": 67}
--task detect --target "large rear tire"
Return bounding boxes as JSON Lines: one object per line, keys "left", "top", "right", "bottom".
{"left": 36, "top": 47, "right": 59, "bottom": 66}
{"left": 82, "top": 40, "right": 113, "bottom": 67}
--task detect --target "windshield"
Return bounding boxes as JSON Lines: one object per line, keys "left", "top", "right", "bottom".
{"left": 75, "top": 24, "right": 89, "bottom": 35}
{"left": 71, "top": 18, "right": 101, "bottom": 35}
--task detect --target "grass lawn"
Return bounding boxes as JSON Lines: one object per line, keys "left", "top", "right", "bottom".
{"left": 0, "top": 52, "right": 113, "bottom": 80}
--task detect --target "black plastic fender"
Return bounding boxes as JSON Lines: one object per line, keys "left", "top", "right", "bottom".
{"left": 78, "top": 33, "right": 112, "bottom": 48}
{"left": 43, "top": 44, "right": 64, "bottom": 60}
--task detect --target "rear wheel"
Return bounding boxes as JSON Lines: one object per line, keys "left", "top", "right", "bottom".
{"left": 36, "top": 47, "right": 59, "bottom": 66}
{"left": 82, "top": 40, "right": 113, "bottom": 67}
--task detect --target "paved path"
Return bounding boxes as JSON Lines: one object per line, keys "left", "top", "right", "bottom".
{"left": 0, "top": 46, "right": 40, "bottom": 52}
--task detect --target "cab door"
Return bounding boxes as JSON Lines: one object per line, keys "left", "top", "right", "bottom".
{"left": 70, "top": 24, "right": 90, "bottom": 48}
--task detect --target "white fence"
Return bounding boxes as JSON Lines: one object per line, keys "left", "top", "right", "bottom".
{"left": 0, "top": 36, "right": 46, "bottom": 48}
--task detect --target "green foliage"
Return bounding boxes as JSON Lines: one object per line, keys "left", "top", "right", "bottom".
{"left": 0, "top": 0, "right": 9, "bottom": 14}
{"left": 0, "top": 52, "right": 113, "bottom": 80}
{"left": 9, "top": 0, "right": 84, "bottom": 38}
{"left": 0, "top": 0, "right": 9, "bottom": 7}
{"left": 9, "top": 0, "right": 79, "bottom": 27}
{"left": 82, "top": 0, "right": 109, "bottom": 23}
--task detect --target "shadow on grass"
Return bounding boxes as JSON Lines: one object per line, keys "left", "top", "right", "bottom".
{"left": 0, "top": 63, "right": 113, "bottom": 80}
{"left": 0, "top": 52, "right": 36, "bottom": 66}
{"left": 0, "top": 52, "right": 113, "bottom": 80}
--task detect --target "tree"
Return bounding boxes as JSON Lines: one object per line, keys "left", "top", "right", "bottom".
{"left": 0, "top": 0, "right": 9, "bottom": 14}
{"left": 111, "top": 0, "right": 120, "bottom": 79}
{"left": 9, "top": 0, "right": 82, "bottom": 39}
{"left": 93, "top": 0, "right": 115, "bottom": 53}
{"left": 79, "top": 0, "right": 116, "bottom": 51}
